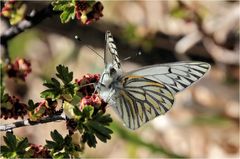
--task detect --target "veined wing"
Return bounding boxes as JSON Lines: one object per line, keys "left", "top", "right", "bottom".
{"left": 113, "top": 62, "right": 210, "bottom": 129}
{"left": 104, "top": 31, "right": 120, "bottom": 69}
{"left": 124, "top": 61, "right": 210, "bottom": 94}
{"left": 114, "top": 76, "right": 175, "bottom": 130}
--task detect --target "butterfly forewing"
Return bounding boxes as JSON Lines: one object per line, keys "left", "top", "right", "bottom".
{"left": 125, "top": 62, "right": 210, "bottom": 94}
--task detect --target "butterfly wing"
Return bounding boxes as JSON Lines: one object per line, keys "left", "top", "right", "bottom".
{"left": 125, "top": 61, "right": 210, "bottom": 94}
{"left": 104, "top": 31, "right": 121, "bottom": 69}
{"left": 113, "top": 76, "right": 175, "bottom": 130}
{"left": 112, "top": 62, "right": 210, "bottom": 129}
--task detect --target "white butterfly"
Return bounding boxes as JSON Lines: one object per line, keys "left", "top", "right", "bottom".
{"left": 96, "top": 31, "right": 210, "bottom": 130}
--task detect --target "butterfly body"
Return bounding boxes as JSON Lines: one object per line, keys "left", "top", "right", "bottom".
{"left": 96, "top": 31, "right": 210, "bottom": 130}
{"left": 97, "top": 63, "right": 122, "bottom": 106}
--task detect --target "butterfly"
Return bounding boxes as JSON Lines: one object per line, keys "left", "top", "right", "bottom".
{"left": 96, "top": 31, "right": 210, "bottom": 130}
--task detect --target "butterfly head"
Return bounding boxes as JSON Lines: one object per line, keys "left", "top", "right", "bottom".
{"left": 100, "top": 64, "right": 121, "bottom": 86}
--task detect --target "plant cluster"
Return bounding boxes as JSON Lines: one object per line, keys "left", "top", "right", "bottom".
{"left": 0, "top": 62, "right": 113, "bottom": 158}
{"left": 0, "top": 1, "right": 112, "bottom": 158}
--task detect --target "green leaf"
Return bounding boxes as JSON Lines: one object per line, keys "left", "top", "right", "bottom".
{"left": 1, "top": 145, "right": 9, "bottom": 151}
{"left": 95, "top": 113, "right": 113, "bottom": 125}
{"left": 73, "top": 105, "right": 82, "bottom": 117}
{"left": 52, "top": 1, "right": 69, "bottom": 11}
{"left": 45, "top": 140, "right": 57, "bottom": 149}
{"left": 53, "top": 152, "right": 67, "bottom": 159}
{"left": 16, "top": 138, "right": 29, "bottom": 151}
{"left": 51, "top": 78, "right": 61, "bottom": 88}
{"left": 52, "top": 0, "right": 75, "bottom": 23}
{"left": 56, "top": 65, "right": 73, "bottom": 85}
{"left": 64, "top": 135, "right": 72, "bottom": 145}
{"left": 65, "top": 83, "right": 75, "bottom": 96}
{"left": 27, "top": 99, "right": 36, "bottom": 111}
{"left": 46, "top": 131, "right": 81, "bottom": 158}
{"left": 41, "top": 78, "right": 62, "bottom": 99}
{"left": 94, "top": 131, "right": 108, "bottom": 143}
{"left": 71, "top": 95, "right": 82, "bottom": 105}
{"left": 60, "top": 8, "right": 75, "bottom": 23}
{"left": 41, "top": 65, "right": 77, "bottom": 100}
{"left": 82, "top": 132, "right": 97, "bottom": 148}
{"left": 0, "top": 145, "right": 10, "bottom": 154}
{"left": 40, "top": 89, "right": 61, "bottom": 99}
{"left": 51, "top": 130, "right": 64, "bottom": 144}
{"left": 88, "top": 121, "right": 112, "bottom": 139}
{"left": 1, "top": 93, "right": 9, "bottom": 103}
{"left": 1, "top": 133, "right": 31, "bottom": 158}
{"left": 4, "top": 132, "right": 17, "bottom": 150}
{"left": 82, "top": 106, "right": 94, "bottom": 119}
{"left": 43, "top": 78, "right": 61, "bottom": 89}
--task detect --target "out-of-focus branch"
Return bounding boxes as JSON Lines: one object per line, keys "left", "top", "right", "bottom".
{"left": 175, "top": 1, "right": 239, "bottom": 65}
{"left": 0, "top": 4, "right": 60, "bottom": 63}
{"left": 203, "top": 39, "right": 239, "bottom": 65}
{"left": 0, "top": 114, "right": 65, "bottom": 131}
{"left": 1, "top": 4, "right": 59, "bottom": 43}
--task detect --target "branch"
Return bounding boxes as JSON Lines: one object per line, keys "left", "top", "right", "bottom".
{"left": 0, "top": 3, "right": 60, "bottom": 62}
{"left": 0, "top": 114, "right": 65, "bottom": 131}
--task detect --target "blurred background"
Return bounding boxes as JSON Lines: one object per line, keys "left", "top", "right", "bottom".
{"left": 1, "top": 1, "right": 239, "bottom": 158}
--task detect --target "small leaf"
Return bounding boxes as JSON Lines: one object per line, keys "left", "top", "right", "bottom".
{"left": 4, "top": 132, "right": 17, "bottom": 150}
{"left": 95, "top": 113, "right": 113, "bottom": 125}
{"left": 64, "top": 135, "right": 72, "bottom": 145}
{"left": 45, "top": 140, "right": 57, "bottom": 149}
{"left": 51, "top": 130, "right": 64, "bottom": 144}
{"left": 88, "top": 121, "right": 112, "bottom": 139}
{"left": 1, "top": 94, "right": 9, "bottom": 103}
{"left": 52, "top": 1, "right": 69, "bottom": 11}
{"left": 82, "top": 106, "right": 94, "bottom": 119}
{"left": 60, "top": 8, "right": 75, "bottom": 23}
{"left": 71, "top": 95, "right": 82, "bottom": 105}
{"left": 56, "top": 65, "right": 73, "bottom": 85}
{"left": 53, "top": 151, "right": 66, "bottom": 159}
{"left": 0, "top": 145, "right": 10, "bottom": 153}
{"left": 40, "top": 89, "right": 60, "bottom": 99}
{"left": 16, "top": 137, "right": 29, "bottom": 151}
{"left": 51, "top": 78, "right": 61, "bottom": 88}
{"left": 94, "top": 132, "right": 107, "bottom": 143}
{"left": 82, "top": 132, "right": 97, "bottom": 148}
{"left": 27, "top": 99, "right": 36, "bottom": 111}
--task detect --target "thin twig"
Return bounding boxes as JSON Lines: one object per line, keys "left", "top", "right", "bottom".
{"left": 0, "top": 114, "right": 65, "bottom": 131}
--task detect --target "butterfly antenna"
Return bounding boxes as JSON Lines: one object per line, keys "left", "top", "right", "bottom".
{"left": 123, "top": 51, "right": 142, "bottom": 62}
{"left": 75, "top": 35, "right": 104, "bottom": 60}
